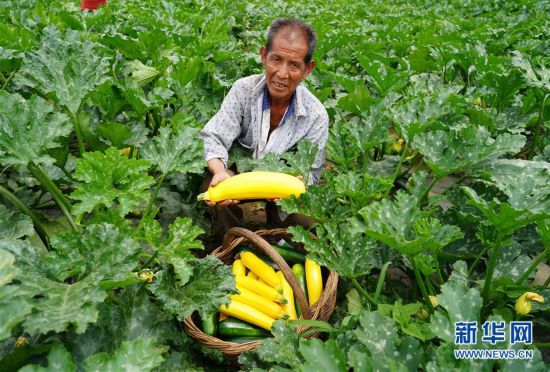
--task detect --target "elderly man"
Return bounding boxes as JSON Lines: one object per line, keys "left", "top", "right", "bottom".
{"left": 199, "top": 18, "right": 329, "bottom": 240}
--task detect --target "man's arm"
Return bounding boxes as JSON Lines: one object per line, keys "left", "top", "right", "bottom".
{"left": 199, "top": 79, "right": 246, "bottom": 170}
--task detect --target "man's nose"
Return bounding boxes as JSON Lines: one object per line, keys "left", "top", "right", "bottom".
{"left": 276, "top": 63, "right": 289, "bottom": 78}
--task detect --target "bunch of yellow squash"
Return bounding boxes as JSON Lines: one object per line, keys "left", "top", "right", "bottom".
{"left": 201, "top": 250, "right": 323, "bottom": 340}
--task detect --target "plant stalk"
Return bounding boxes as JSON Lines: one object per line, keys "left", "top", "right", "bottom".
{"left": 143, "top": 173, "right": 166, "bottom": 219}
{"left": 468, "top": 244, "right": 490, "bottom": 276}
{"left": 482, "top": 232, "right": 503, "bottom": 302}
{"left": 412, "top": 256, "right": 435, "bottom": 313}
{"left": 0, "top": 184, "right": 50, "bottom": 250}
{"left": 1, "top": 71, "right": 15, "bottom": 90}
{"left": 69, "top": 113, "right": 85, "bottom": 156}
{"left": 350, "top": 277, "right": 378, "bottom": 307}
{"left": 528, "top": 93, "right": 548, "bottom": 158}
{"left": 516, "top": 248, "right": 549, "bottom": 286}
{"left": 374, "top": 261, "right": 391, "bottom": 302}
{"left": 384, "top": 141, "right": 410, "bottom": 198}
{"left": 27, "top": 163, "right": 78, "bottom": 231}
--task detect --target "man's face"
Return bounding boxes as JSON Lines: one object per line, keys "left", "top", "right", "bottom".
{"left": 260, "top": 29, "right": 314, "bottom": 103}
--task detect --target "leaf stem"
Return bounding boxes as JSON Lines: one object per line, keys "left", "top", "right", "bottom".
{"left": 27, "top": 163, "right": 78, "bottom": 231}
{"left": 384, "top": 141, "right": 410, "bottom": 198}
{"left": 516, "top": 248, "right": 549, "bottom": 286}
{"left": 374, "top": 261, "right": 391, "bottom": 302}
{"left": 482, "top": 232, "right": 503, "bottom": 302}
{"left": 0, "top": 184, "right": 50, "bottom": 250}
{"left": 70, "top": 113, "right": 85, "bottom": 156}
{"left": 1, "top": 70, "right": 15, "bottom": 90}
{"left": 412, "top": 256, "right": 435, "bottom": 313}
{"left": 528, "top": 93, "right": 548, "bottom": 158}
{"left": 419, "top": 176, "right": 439, "bottom": 202}
{"left": 468, "top": 244, "right": 490, "bottom": 276}
{"left": 350, "top": 277, "right": 378, "bottom": 307}
{"left": 143, "top": 173, "right": 165, "bottom": 219}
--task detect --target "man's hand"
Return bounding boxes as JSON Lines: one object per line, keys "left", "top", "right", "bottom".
{"left": 206, "top": 170, "right": 239, "bottom": 207}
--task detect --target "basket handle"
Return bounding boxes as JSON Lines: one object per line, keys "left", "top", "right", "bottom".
{"left": 222, "top": 227, "right": 312, "bottom": 320}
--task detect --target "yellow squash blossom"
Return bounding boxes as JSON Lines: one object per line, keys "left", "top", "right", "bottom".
{"left": 515, "top": 292, "right": 544, "bottom": 315}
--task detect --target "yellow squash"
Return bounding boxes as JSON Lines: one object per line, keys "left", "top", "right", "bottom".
{"left": 247, "top": 271, "right": 258, "bottom": 280}
{"left": 305, "top": 259, "right": 323, "bottom": 305}
{"left": 197, "top": 171, "right": 305, "bottom": 202}
{"left": 232, "top": 259, "right": 246, "bottom": 277}
{"left": 233, "top": 286, "right": 286, "bottom": 319}
{"left": 220, "top": 300, "right": 275, "bottom": 331}
{"left": 240, "top": 251, "right": 282, "bottom": 292}
{"left": 277, "top": 271, "right": 297, "bottom": 320}
{"left": 236, "top": 275, "right": 287, "bottom": 304}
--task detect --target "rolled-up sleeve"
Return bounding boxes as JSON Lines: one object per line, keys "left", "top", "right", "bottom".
{"left": 304, "top": 110, "right": 329, "bottom": 185}
{"left": 199, "top": 80, "right": 245, "bottom": 167}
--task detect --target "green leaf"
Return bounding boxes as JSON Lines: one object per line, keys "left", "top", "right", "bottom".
{"left": 20, "top": 345, "right": 75, "bottom": 372}
{"left": 387, "top": 80, "right": 462, "bottom": 142}
{"left": 71, "top": 147, "right": 155, "bottom": 220}
{"left": 358, "top": 191, "right": 463, "bottom": 256}
{"left": 0, "top": 249, "right": 16, "bottom": 287}
{"left": 23, "top": 276, "right": 107, "bottom": 336}
{"left": 472, "top": 159, "right": 550, "bottom": 216}
{"left": 158, "top": 217, "right": 204, "bottom": 285}
{"left": 0, "top": 204, "right": 34, "bottom": 240}
{"left": 125, "top": 60, "right": 160, "bottom": 87}
{"left": 84, "top": 338, "right": 164, "bottom": 372}
{"left": 333, "top": 171, "right": 392, "bottom": 207}
{"left": 346, "top": 289, "right": 363, "bottom": 315}
{"left": 0, "top": 248, "right": 33, "bottom": 341}
{"left": 95, "top": 122, "right": 133, "bottom": 149}
{"left": 430, "top": 262, "right": 482, "bottom": 342}
{"left": 280, "top": 141, "right": 318, "bottom": 184}
{"left": 461, "top": 186, "right": 538, "bottom": 236}
{"left": 351, "top": 311, "right": 423, "bottom": 370}
{"left": 326, "top": 119, "right": 361, "bottom": 168}
{"left": 299, "top": 338, "right": 346, "bottom": 372}
{"left": 44, "top": 224, "right": 142, "bottom": 287}
{"left": 278, "top": 182, "right": 351, "bottom": 223}
{"left": 255, "top": 320, "right": 302, "bottom": 369}
{"left": 139, "top": 126, "right": 204, "bottom": 177}
{"left": 492, "top": 241, "right": 533, "bottom": 282}
{"left": 511, "top": 51, "right": 550, "bottom": 91}
{"left": 15, "top": 27, "right": 110, "bottom": 115}
{"left": 378, "top": 300, "right": 435, "bottom": 341}
{"left": 148, "top": 256, "right": 235, "bottom": 320}
{"left": 0, "top": 92, "right": 71, "bottom": 168}
{"left": 68, "top": 285, "right": 180, "bottom": 363}
{"left": 412, "top": 126, "right": 525, "bottom": 178}
{"left": 288, "top": 223, "right": 379, "bottom": 278}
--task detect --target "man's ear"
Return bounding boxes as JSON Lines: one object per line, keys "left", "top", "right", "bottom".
{"left": 260, "top": 46, "right": 267, "bottom": 65}
{"left": 303, "top": 60, "right": 315, "bottom": 78}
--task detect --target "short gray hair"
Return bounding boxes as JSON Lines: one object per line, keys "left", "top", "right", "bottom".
{"left": 266, "top": 18, "right": 317, "bottom": 64}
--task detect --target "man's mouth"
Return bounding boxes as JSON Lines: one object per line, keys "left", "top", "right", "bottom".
{"left": 273, "top": 81, "right": 287, "bottom": 89}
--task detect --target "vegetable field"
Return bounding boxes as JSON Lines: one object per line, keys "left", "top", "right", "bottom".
{"left": 1, "top": 0, "right": 549, "bottom": 370}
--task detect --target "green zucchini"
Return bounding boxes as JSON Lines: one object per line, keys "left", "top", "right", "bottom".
{"left": 225, "top": 335, "right": 268, "bottom": 343}
{"left": 219, "top": 318, "right": 270, "bottom": 337}
{"left": 200, "top": 311, "right": 218, "bottom": 336}
{"left": 292, "top": 263, "right": 308, "bottom": 317}
{"left": 272, "top": 245, "right": 306, "bottom": 264}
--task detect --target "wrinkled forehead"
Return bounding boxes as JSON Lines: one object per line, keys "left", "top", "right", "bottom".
{"left": 271, "top": 27, "right": 308, "bottom": 49}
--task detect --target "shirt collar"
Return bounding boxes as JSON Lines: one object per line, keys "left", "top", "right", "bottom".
{"left": 253, "top": 74, "right": 308, "bottom": 118}
{"left": 262, "top": 86, "right": 297, "bottom": 125}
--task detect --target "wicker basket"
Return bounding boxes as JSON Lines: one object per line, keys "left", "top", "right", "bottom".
{"left": 184, "top": 227, "right": 339, "bottom": 356}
